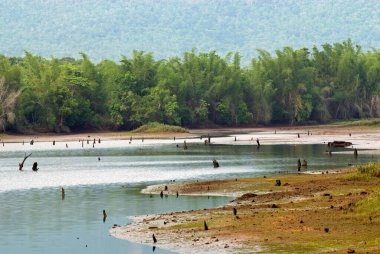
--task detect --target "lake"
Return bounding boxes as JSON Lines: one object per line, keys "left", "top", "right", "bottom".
{"left": 0, "top": 139, "right": 378, "bottom": 253}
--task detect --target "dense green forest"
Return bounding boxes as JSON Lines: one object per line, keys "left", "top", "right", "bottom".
{"left": 0, "top": 39, "right": 380, "bottom": 133}
{"left": 0, "top": 0, "right": 379, "bottom": 62}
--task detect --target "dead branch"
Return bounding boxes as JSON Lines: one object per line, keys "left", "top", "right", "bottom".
{"left": 19, "top": 153, "right": 32, "bottom": 171}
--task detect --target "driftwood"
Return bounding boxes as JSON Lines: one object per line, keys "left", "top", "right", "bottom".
{"left": 19, "top": 153, "right": 32, "bottom": 171}
{"left": 327, "top": 141, "right": 352, "bottom": 148}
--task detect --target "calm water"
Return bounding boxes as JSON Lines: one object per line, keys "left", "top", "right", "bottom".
{"left": 0, "top": 140, "right": 379, "bottom": 253}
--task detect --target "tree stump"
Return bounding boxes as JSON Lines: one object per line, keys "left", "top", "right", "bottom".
{"left": 204, "top": 221, "right": 208, "bottom": 230}
{"left": 32, "top": 162, "right": 38, "bottom": 172}
{"left": 103, "top": 209, "right": 107, "bottom": 223}
{"left": 61, "top": 188, "right": 65, "bottom": 200}
{"left": 152, "top": 234, "right": 157, "bottom": 244}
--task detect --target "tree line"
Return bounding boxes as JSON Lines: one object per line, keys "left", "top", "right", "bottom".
{"left": 0, "top": 39, "right": 379, "bottom": 133}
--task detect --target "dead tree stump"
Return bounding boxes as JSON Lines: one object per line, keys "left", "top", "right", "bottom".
{"left": 204, "top": 221, "right": 208, "bottom": 230}
{"left": 32, "top": 162, "right": 38, "bottom": 172}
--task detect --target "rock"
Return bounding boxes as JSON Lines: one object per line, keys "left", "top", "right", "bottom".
{"left": 300, "top": 220, "right": 304, "bottom": 223}
{"left": 324, "top": 228, "right": 329, "bottom": 233}
{"left": 347, "top": 249, "right": 355, "bottom": 253}
{"left": 271, "top": 204, "right": 279, "bottom": 208}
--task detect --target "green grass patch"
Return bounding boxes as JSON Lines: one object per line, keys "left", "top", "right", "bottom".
{"left": 346, "top": 162, "right": 380, "bottom": 180}
{"left": 131, "top": 122, "right": 188, "bottom": 134}
{"left": 355, "top": 192, "right": 380, "bottom": 213}
{"left": 330, "top": 118, "right": 380, "bottom": 128}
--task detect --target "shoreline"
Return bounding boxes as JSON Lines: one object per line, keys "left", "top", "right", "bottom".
{"left": 1, "top": 125, "right": 380, "bottom": 150}
{"left": 111, "top": 169, "right": 380, "bottom": 253}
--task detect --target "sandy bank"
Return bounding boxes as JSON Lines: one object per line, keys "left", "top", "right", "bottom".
{"left": 2, "top": 125, "right": 380, "bottom": 151}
